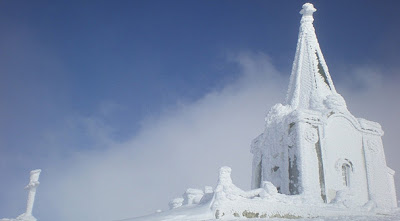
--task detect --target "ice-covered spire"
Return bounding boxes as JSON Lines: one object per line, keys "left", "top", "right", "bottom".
{"left": 286, "top": 3, "right": 337, "bottom": 110}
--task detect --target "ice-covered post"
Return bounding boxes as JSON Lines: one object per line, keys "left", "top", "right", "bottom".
{"left": 300, "top": 3, "right": 316, "bottom": 24}
{"left": 24, "top": 169, "right": 41, "bottom": 217}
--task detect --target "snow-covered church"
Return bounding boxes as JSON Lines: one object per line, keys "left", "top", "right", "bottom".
{"left": 135, "top": 3, "right": 398, "bottom": 220}
{"left": 250, "top": 2, "right": 397, "bottom": 209}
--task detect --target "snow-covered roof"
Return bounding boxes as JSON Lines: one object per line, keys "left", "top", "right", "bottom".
{"left": 286, "top": 3, "right": 337, "bottom": 110}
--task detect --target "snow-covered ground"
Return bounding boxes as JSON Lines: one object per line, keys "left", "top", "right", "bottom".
{"left": 118, "top": 166, "right": 399, "bottom": 221}
{"left": 118, "top": 206, "right": 400, "bottom": 221}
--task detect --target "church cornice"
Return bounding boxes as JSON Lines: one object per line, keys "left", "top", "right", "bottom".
{"left": 286, "top": 109, "right": 383, "bottom": 136}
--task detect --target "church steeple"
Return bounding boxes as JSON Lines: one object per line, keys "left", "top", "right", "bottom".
{"left": 286, "top": 3, "right": 337, "bottom": 110}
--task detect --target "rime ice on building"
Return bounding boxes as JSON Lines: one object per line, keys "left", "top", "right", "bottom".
{"left": 251, "top": 3, "right": 397, "bottom": 209}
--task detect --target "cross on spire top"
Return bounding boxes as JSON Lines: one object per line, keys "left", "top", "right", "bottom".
{"left": 300, "top": 3, "right": 317, "bottom": 23}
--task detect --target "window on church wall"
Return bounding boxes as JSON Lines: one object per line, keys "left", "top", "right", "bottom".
{"left": 342, "top": 163, "right": 351, "bottom": 187}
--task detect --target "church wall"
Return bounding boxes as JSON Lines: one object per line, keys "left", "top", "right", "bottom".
{"left": 280, "top": 137, "right": 290, "bottom": 195}
{"left": 250, "top": 133, "right": 265, "bottom": 189}
{"left": 294, "top": 121, "right": 324, "bottom": 202}
{"left": 251, "top": 151, "right": 262, "bottom": 189}
{"left": 261, "top": 141, "right": 286, "bottom": 194}
{"left": 387, "top": 167, "right": 397, "bottom": 208}
{"left": 322, "top": 116, "right": 369, "bottom": 206}
{"left": 362, "top": 134, "right": 397, "bottom": 209}
{"left": 255, "top": 116, "right": 292, "bottom": 194}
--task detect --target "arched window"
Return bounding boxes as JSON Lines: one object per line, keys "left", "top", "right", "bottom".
{"left": 342, "top": 163, "right": 351, "bottom": 187}
{"left": 336, "top": 158, "right": 353, "bottom": 187}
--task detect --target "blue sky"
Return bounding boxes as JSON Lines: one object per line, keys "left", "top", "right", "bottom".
{"left": 1, "top": 1, "right": 400, "bottom": 221}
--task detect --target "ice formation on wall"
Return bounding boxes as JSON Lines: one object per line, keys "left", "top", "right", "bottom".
{"left": 1, "top": 170, "right": 41, "bottom": 221}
